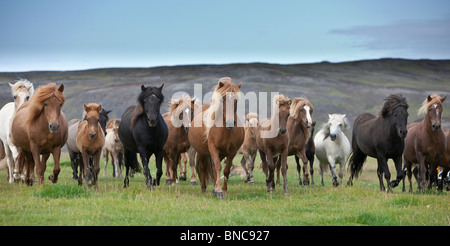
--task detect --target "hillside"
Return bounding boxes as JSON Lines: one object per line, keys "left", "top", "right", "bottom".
{"left": 1, "top": 58, "right": 450, "bottom": 130}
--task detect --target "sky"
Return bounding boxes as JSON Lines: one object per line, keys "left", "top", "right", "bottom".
{"left": 0, "top": 0, "right": 449, "bottom": 72}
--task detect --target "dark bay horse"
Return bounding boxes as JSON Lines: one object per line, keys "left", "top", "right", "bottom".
{"left": 403, "top": 94, "right": 448, "bottom": 192}
{"left": 188, "top": 77, "right": 244, "bottom": 199}
{"left": 118, "top": 84, "right": 168, "bottom": 189}
{"left": 256, "top": 94, "right": 291, "bottom": 195}
{"left": 11, "top": 83, "right": 68, "bottom": 185}
{"left": 76, "top": 103, "right": 105, "bottom": 189}
{"left": 347, "top": 94, "right": 409, "bottom": 192}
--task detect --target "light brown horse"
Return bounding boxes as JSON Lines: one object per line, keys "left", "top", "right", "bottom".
{"left": 281, "top": 97, "right": 314, "bottom": 186}
{"left": 76, "top": 103, "right": 105, "bottom": 189}
{"left": 103, "top": 118, "right": 123, "bottom": 178}
{"left": 163, "top": 94, "right": 199, "bottom": 185}
{"left": 256, "top": 94, "right": 292, "bottom": 195}
{"left": 238, "top": 112, "right": 259, "bottom": 183}
{"left": 11, "top": 83, "right": 68, "bottom": 185}
{"left": 188, "top": 77, "right": 244, "bottom": 199}
{"left": 403, "top": 94, "right": 448, "bottom": 192}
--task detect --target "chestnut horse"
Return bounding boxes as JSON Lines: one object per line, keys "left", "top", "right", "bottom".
{"left": 282, "top": 97, "right": 314, "bottom": 186}
{"left": 163, "top": 94, "right": 198, "bottom": 185}
{"left": 0, "top": 79, "right": 34, "bottom": 183}
{"left": 118, "top": 84, "right": 168, "bottom": 189}
{"left": 347, "top": 94, "right": 409, "bottom": 192}
{"left": 11, "top": 83, "right": 68, "bottom": 185}
{"left": 238, "top": 112, "right": 259, "bottom": 183}
{"left": 256, "top": 94, "right": 291, "bottom": 195}
{"left": 188, "top": 77, "right": 244, "bottom": 199}
{"left": 76, "top": 103, "right": 105, "bottom": 189}
{"left": 403, "top": 94, "right": 448, "bottom": 192}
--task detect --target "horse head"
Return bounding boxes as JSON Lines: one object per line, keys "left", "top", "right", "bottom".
{"left": 327, "top": 114, "right": 349, "bottom": 141}
{"left": 34, "top": 84, "right": 65, "bottom": 133}
{"left": 169, "top": 94, "right": 194, "bottom": 132}
{"left": 275, "top": 94, "right": 291, "bottom": 135}
{"left": 83, "top": 103, "right": 102, "bottom": 140}
{"left": 422, "top": 95, "right": 446, "bottom": 132}
{"left": 140, "top": 84, "right": 164, "bottom": 127}
{"left": 382, "top": 94, "right": 409, "bottom": 138}
{"left": 245, "top": 113, "right": 259, "bottom": 137}
{"left": 10, "top": 79, "right": 34, "bottom": 110}
{"left": 208, "top": 77, "right": 242, "bottom": 131}
{"left": 290, "top": 97, "right": 314, "bottom": 128}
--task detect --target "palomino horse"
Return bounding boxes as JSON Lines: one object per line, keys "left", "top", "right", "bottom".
{"left": 283, "top": 97, "right": 314, "bottom": 186}
{"left": 347, "top": 94, "right": 409, "bottom": 192}
{"left": 188, "top": 77, "right": 244, "bottom": 199}
{"left": 403, "top": 94, "right": 448, "bottom": 192}
{"left": 118, "top": 84, "right": 168, "bottom": 189}
{"left": 163, "top": 94, "right": 199, "bottom": 185}
{"left": 67, "top": 109, "right": 110, "bottom": 180}
{"left": 314, "top": 114, "right": 351, "bottom": 186}
{"left": 76, "top": 103, "right": 105, "bottom": 189}
{"left": 11, "top": 83, "right": 68, "bottom": 185}
{"left": 238, "top": 112, "right": 259, "bottom": 183}
{"left": 256, "top": 94, "right": 291, "bottom": 195}
{"left": 103, "top": 118, "right": 124, "bottom": 178}
{"left": 0, "top": 79, "right": 34, "bottom": 183}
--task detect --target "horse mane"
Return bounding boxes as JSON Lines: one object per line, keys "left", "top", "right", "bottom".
{"left": 10, "top": 79, "right": 34, "bottom": 97}
{"left": 204, "top": 77, "right": 242, "bottom": 138}
{"left": 289, "top": 97, "right": 313, "bottom": 119}
{"left": 26, "top": 83, "right": 65, "bottom": 124}
{"left": 130, "top": 85, "right": 164, "bottom": 129}
{"left": 417, "top": 94, "right": 445, "bottom": 116}
{"left": 168, "top": 94, "right": 191, "bottom": 116}
{"left": 380, "top": 94, "right": 409, "bottom": 118}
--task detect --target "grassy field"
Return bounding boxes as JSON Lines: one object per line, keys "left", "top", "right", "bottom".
{"left": 0, "top": 153, "right": 448, "bottom": 226}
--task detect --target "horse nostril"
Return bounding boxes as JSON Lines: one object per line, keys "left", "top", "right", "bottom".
{"left": 279, "top": 128, "right": 286, "bottom": 134}
{"left": 89, "top": 133, "right": 97, "bottom": 139}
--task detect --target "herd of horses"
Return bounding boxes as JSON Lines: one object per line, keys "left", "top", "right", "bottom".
{"left": 1, "top": 78, "right": 449, "bottom": 199}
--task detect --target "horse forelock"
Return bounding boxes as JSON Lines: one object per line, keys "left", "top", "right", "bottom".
{"left": 380, "top": 94, "right": 408, "bottom": 118}
{"left": 289, "top": 97, "right": 312, "bottom": 119}
{"left": 10, "top": 79, "right": 34, "bottom": 96}
{"left": 417, "top": 94, "right": 444, "bottom": 116}
{"left": 26, "top": 83, "right": 65, "bottom": 124}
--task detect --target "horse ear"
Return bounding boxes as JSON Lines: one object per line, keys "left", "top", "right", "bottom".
{"left": 158, "top": 83, "right": 164, "bottom": 91}
{"left": 83, "top": 104, "right": 88, "bottom": 112}
{"left": 441, "top": 96, "right": 447, "bottom": 103}
{"left": 58, "top": 84, "right": 64, "bottom": 92}
{"left": 9, "top": 83, "right": 14, "bottom": 89}
{"left": 328, "top": 114, "right": 332, "bottom": 119}
{"left": 218, "top": 81, "right": 225, "bottom": 88}
{"left": 106, "top": 110, "right": 112, "bottom": 114}
{"left": 141, "top": 85, "right": 147, "bottom": 91}
{"left": 97, "top": 104, "right": 102, "bottom": 113}
{"left": 237, "top": 82, "right": 242, "bottom": 88}
{"left": 427, "top": 95, "right": 432, "bottom": 102}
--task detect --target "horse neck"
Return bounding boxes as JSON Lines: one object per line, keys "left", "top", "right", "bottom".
{"left": 291, "top": 117, "right": 307, "bottom": 135}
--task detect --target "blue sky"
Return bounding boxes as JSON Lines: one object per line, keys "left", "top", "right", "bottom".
{"left": 1, "top": 0, "right": 449, "bottom": 72}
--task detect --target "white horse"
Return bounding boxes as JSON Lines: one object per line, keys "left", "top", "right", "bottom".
{"left": 314, "top": 114, "right": 351, "bottom": 186}
{"left": 0, "top": 79, "right": 34, "bottom": 183}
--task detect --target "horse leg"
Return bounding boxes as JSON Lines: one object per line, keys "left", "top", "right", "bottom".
{"left": 377, "top": 156, "right": 392, "bottom": 192}
{"left": 265, "top": 149, "right": 275, "bottom": 193}
{"left": 208, "top": 143, "right": 223, "bottom": 199}
{"left": 4, "top": 145, "right": 14, "bottom": 183}
{"left": 223, "top": 153, "right": 236, "bottom": 196}
{"left": 81, "top": 152, "right": 91, "bottom": 189}
{"left": 416, "top": 153, "right": 427, "bottom": 190}
{"left": 275, "top": 156, "right": 281, "bottom": 185}
{"left": 196, "top": 154, "right": 208, "bottom": 192}
{"left": 188, "top": 148, "right": 197, "bottom": 185}
{"left": 259, "top": 149, "right": 268, "bottom": 177}
{"left": 103, "top": 149, "right": 109, "bottom": 178}
{"left": 122, "top": 149, "right": 133, "bottom": 188}
{"left": 338, "top": 162, "right": 344, "bottom": 185}
{"left": 163, "top": 152, "right": 172, "bottom": 185}
{"left": 139, "top": 151, "right": 153, "bottom": 190}
{"left": 171, "top": 154, "right": 180, "bottom": 185}
{"left": 180, "top": 152, "right": 187, "bottom": 181}
{"left": 248, "top": 152, "right": 257, "bottom": 184}
{"left": 295, "top": 155, "right": 302, "bottom": 185}
{"left": 309, "top": 154, "right": 315, "bottom": 185}
{"left": 391, "top": 155, "right": 404, "bottom": 189}
{"left": 318, "top": 161, "right": 325, "bottom": 186}
{"left": 111, "top": 153, "right": 116, "bottom": 178}
{"left": 240, "top": 153, "right": 251, "bottom": 183}
{"left": 78, "top": 154, "right": 84, "bottom": 186}
{"left": 300, "top": 151, "right": 310, "bottom": 186}
{"left": 155, "top": 149, "right": 164, "bottom": 186}
{"left": 328, "top": 158, "right": 339, "bottom": 187}
{"left": 113, "top": 152, "right": 122, "bottom": 178}
{"left": 29, "top": 143, "right": 45, "bottom": 185}
{"left": 280, "top": 150, "right": 289, "bottom": 196}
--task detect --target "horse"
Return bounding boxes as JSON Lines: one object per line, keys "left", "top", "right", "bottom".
{"left": 347, "top": 94, "right": 409, "bottom": 192}
{"left": 302, "top": 121, "right": 316, "bottom": 184}
{"left": 11, "top": 83, "right": 68, "bottom": 185}
{"left": 163, "top": 94, "right": 198, "bottom": 185}
{"left": 403, "top": 94, "right": 448, "bottom": 192}
{"left": 256, "top": 94, "right": 291, "bottom": 195}
{"left": 103, "top": 118, "right": 124, "bottom": 178}
{"left": 238, "top": 112, "right": 259, "bottom": 183}
{"left": 281, "top": 97, "right": 314, "bottom": 186}
{"left": 76, "top": 103, "right": 105, "bottom": 189}
{"left": 66, "top": 108, "right": 110, "bottom": 180}
{"left": 0, "top": 79, "right": 34, "bottom": 183}
{"left": 188, "top": 77, "right": 244, "bottom": 199}
{"left": 118, "top": 84, "right": 168, "bottom": 189}
{"left": 314, "top": 114, "right": 351, "bottom": 186}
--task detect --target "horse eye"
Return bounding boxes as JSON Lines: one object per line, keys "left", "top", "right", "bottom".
{"left": 13, "top": 96, "right": 17, "bottom": 100}
{"left": 26, "top": 96, "right": 30, "bottom": 100}
{"left": 44, "top": 103, "right": 48, "bottom": 107}
{"left": 59, "top": 104, "right": 62, "bottom": 108}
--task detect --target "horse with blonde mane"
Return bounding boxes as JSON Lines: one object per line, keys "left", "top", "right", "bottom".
{"left": 11, "top": 83, "right": 68, "bottom": 185}
{"left": 188, "top": 77, "right": 244, "bottom": 199}
{"left": 163, "top": 94, "right": 199, "bottom": 185}
{"left": 103, "top": 118, "right": 123, "bottom": 178}
{"left": 403, "top": 94, "right": 448, "bottom": 191}
{"left": 0, "top": 79, "right": 34, "bottom": 183}
{"left": 238, "top": 112, "right": 259, "bottom": 183}
{"left": 256, "top": 94, "right": 292, "bottom": 195}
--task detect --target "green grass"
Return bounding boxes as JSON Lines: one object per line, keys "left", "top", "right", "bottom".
{"left": 0, "top": 154, "right": 448, "bottom": 226}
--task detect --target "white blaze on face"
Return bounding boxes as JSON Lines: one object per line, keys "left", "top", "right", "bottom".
{"left": 304, "top": 105, "right": 312, "bottom": 127}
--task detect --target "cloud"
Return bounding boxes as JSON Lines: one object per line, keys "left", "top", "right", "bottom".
{"left": 330, "top": 18, "right": 450, "bottom": 59}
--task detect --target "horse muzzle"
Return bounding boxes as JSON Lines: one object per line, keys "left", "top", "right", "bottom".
{"left": 398, "top": 129, "right": 408, "bottom": 138}
{"left": 226, "top": 120, "right": 236, "bottom": 130}
{"left": 432, "top": 123, "right": 441, "bottom": 132}
{"left": 148, "top": 119, "right": 157, "bottom": 127}
{"left": 279, "top": 128, "right": 287, "bottom": 135}
{"left": 89, "top": 132, "right": 97, "bottom": 140}
{"left": 330, "top": 134, "right": 337, "bottom": 141}
{"left": 48, "top": 123, "right": 60, "bottom": 133}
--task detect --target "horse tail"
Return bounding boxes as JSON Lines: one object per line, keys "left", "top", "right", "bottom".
{"left": 195, "top": 155, "right": 214, "bottom": 184}
{"left": 348, "top": 148, "right": 367, "bottom": 179}
{"left": 124, "top": 150, "right": 142, "bottom": 173}
{"left": 0, "top": 140, "right": 5, "bottom": 160}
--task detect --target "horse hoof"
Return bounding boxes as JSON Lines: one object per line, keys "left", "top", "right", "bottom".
{"left": 180, "top": 176, "right": 187, "bottom": 181}
{"left": 166, "top": 179, "right": 172, "bottom": 185}
{"left": 48, "top": 174, "right": 57, "bottom": 183}
{"left": 190, "top": 181, "right": 198, "bottom": 186}
{"left": 213, "top": 190, "right": 223, "bottom": 199}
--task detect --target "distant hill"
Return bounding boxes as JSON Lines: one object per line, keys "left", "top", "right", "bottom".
{"left": 1, "top": 58, "right": 450, "bottom": 130}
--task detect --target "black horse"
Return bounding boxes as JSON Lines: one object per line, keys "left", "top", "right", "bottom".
{"left": 118, "top": 84, "right": 168, "bottom": 189}
{"left": 347, "top": 94, "right": 409, "bottom": 192}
